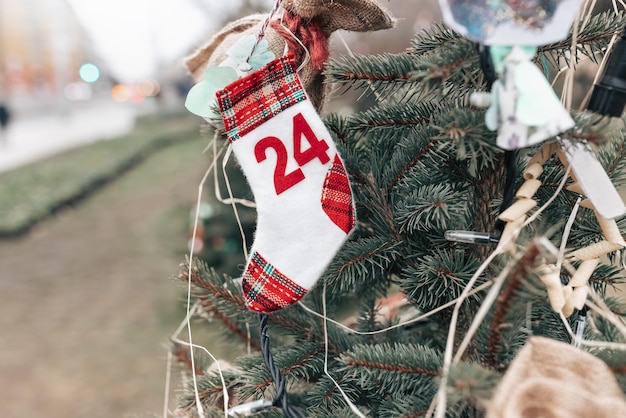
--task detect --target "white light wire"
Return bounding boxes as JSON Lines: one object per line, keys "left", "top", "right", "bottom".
{"left": 164, "top": 301, "right": 230, "bottom": 417}
{"left": 298, "top": 281, "right": 493, "bottom": 336}
{"left": 336, "top": 32, "right": 384, "bottom": 102}
{"left": 321, "top": 280, "right": 368, "bottom": 418}
{"left": 562, "top": 6, "right": 581, "bottom": 111}
{"left": 163, "top": 350, "right": 173, "bottom": 417}
{"left": 220, "top": 144, "right": 251, "bottom": 260}
{"left": 556, "top": 197, "right": 582, "bottom": 274}
{"left": 178, "top": 134, "right": 230, "bottom": 418}
{"left": 212, "top": 132, "right": 256, "bottom": 208}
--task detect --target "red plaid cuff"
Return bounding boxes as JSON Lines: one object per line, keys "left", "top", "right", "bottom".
{"left": 242, "top": 251, "right": 307, "bottom": 312}
{"left": 217, "top": 54, "right": 306, "bottom": 142}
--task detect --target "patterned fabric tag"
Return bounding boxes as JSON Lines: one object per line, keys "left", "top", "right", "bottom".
{"left": 321, "top": 155, "right": 356, "bottom": 234}
{"left": 242, "top": 251, "right": 307, "bottom": 312}
{"left": 217, "top": 54, "right": 306, "bottom": 142}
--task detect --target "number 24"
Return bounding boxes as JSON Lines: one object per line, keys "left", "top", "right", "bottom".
{"left": 254, "top": 112, "right": 330, "bottom": 195}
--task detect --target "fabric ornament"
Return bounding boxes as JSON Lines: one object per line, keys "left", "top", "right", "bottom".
{"left": 487, "top": 336, "right": 626, "bottom": 418}
{"left": 216, "top": 54, "right": 356, "bottom": 313}
{"left": 472, "top": 45, "right": 575, "bottom": 150}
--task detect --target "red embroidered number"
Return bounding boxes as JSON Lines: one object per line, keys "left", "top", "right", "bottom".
{"left": 254, "top": 113, "right": 330, "bottom": 195}
{"left": 255, "top": 136, "right": 305, "bottom": 195}
{"left": 293, "top": 112, "right": 330, "bottom": 166}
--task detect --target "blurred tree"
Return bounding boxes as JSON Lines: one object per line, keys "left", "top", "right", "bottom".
{"left": 170, "top": 6, "right": 626, "bottom": 418}
{"left": 191, "top": 154, "right": 256, "bottom": 279}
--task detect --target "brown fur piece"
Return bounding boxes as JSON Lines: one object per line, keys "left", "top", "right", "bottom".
{"left": 487, "top": 337, "right": 626, "bottom": 418}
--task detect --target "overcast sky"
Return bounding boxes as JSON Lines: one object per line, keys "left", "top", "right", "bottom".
{"left": 65, "top": 0, "right": 245, "bottom": 81}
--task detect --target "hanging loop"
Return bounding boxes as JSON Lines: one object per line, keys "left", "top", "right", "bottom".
{"left": 246, "top": 0, "right": 283, "bottom": 63}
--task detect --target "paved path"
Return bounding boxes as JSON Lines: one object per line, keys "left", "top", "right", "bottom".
{"left": 0, "top": 99, "right": 137, "bottom": 173}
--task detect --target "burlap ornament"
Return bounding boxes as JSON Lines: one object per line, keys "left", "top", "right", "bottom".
{"left": 185, "top": 0, "right": 394, "bottom": 110}
{"left": 487, "top": 336, "right": 626, "bottom": 418}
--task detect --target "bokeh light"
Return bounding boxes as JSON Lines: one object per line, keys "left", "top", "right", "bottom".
{"left": 64, "top": 82, "right": 93, "bottom": 101}
{"left": 79, "top": 63, "right": 101, "bottom": 83}
{"left": 111, "top": 83, "right": 146, "bottom": 103}
{"left": 139, "top": 79, "right": 160, "bottom": 97}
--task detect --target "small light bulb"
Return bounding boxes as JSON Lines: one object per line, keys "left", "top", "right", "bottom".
{"left": 445, "top": 230, "right": 500, "bottom": 244}
{"left": 228, "top": 399, "right": 273, "bottom": 416}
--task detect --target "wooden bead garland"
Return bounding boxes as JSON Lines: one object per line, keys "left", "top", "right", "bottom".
{"left": 497, "top": 143, "right": 625, "bottom": 317}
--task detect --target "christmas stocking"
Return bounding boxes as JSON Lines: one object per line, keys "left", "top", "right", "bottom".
{"left": 216, "top": 54, "right": 356, "bottom": 313}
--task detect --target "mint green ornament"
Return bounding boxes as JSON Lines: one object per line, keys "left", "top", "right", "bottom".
{"left": 489, "top": 45, "right": 536, "bottom": 74}
{"left": 483, "top": 45, "right": 574, "bottom": 150}
{"left": 184, "top": 35, "right": 275, "bottom": 120}
{"left": 489, "top": 46, "right": 512, "bottom": 74}
{"left": 184, "top": 66, "right": 237, "bottom": 118}
{"left": 514, "top": 60, "right": 560, "bottom": 126}
{"left": 226, "top": 37, "right": 275, "bottom": 73}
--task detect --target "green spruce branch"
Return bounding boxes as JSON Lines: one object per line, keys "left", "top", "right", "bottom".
{"left": 540, "top": 10, "right": 626, "bottom": 67}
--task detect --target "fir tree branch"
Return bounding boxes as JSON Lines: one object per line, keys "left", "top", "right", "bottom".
{"left": 354, "top": 115, "right": 431, "bottom": 129}
{"left": 391, "top": 139, "right": 437, "bottom": 189}
{"left": 324, "top": 113, "right": 351, "bottom": 147}
{"left": 604, "top": 139, "right": 626, "bottom": 180}
{"left": 539, "top": 11, "right": 626, "bottom": 65}
{"left": 198, "top": 298, "right": 262, "bottom": 351}
{"left": 178, "top": 370, "right": 241, "bottom": 414}
{"left": 394, "top": 183, "right": 470, "bottom": 234}
{"left": 447, "top": 362, "right": 500, "bottom": 415}
{"left": 322, "top": 374, "right": 344, "bottom": 404}
{"left": 179, "top": 263, "right": 247, "bottom": 308}
{"left": 340, "top": 343, "right": 443, "bottom": 393}
{"left": 358, "top": 170, "right": 403, "bottom": 242}
{"left": 197, "top": 386, "right": 229, "bottom": 408}
{"left": 427, "top": 56, "right": 473, "bottom": 82}
{"left": 326, "top": 53, "right": 415, "bottom": 82}
{"left": 178, "top": 263, "right": 262, "bottom": 350}
{"left": 334, "top": 240, "right": 399, "bottom": 276}
{"left": 268, "top": 308, "right": 318, "bottom": 337}
{"left": 485, "top": 242, "right": 542, "bottom": 369}
{"left": 325, "top": 42, "right": 481, "bottom": 101}
{"left": 342, "top": 358, "right": 440, "bottom": 376}
{"left": 324, "top": 236, "right": 401, "bottom": 298}
{"left": 364, "top": 175, "right": 393, "bottom": 230}
{"left": 590, "top": 273, "right": 622, "bottom": 287}
{"left": 401, "top": 250, "right": 484, "bottom": 312}
{"left": 345, "top": 102, "right": 439, "bottom": 140}
{"left": 407, "top": 22, "right": 465, "bottom": 55}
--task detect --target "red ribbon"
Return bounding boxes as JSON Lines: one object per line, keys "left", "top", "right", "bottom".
{"left": 271, "top": 11, "right": 330, "bottom": 72}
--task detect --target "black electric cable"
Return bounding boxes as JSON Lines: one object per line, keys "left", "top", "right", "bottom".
{"left": 477, "top": 43, "right": 517, "bottom": 234}
{"left": 494, "top": 150, "right": 518, "bottom": 234}
{"left": 477, "top": 44, "right": 497, "bottom": 88}
{"left": 587, "top": 26, "right": 626, "bottom": 116}
{"left": 258, "top": 313, "right": 306, "bottom": 418}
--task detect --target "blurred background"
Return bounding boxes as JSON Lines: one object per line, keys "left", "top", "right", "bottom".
{"left": 0, "top": 0, "right": 441, "bottom": 169}
{"left": 0, "top": 0, "right": 441, "bottom": 417}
